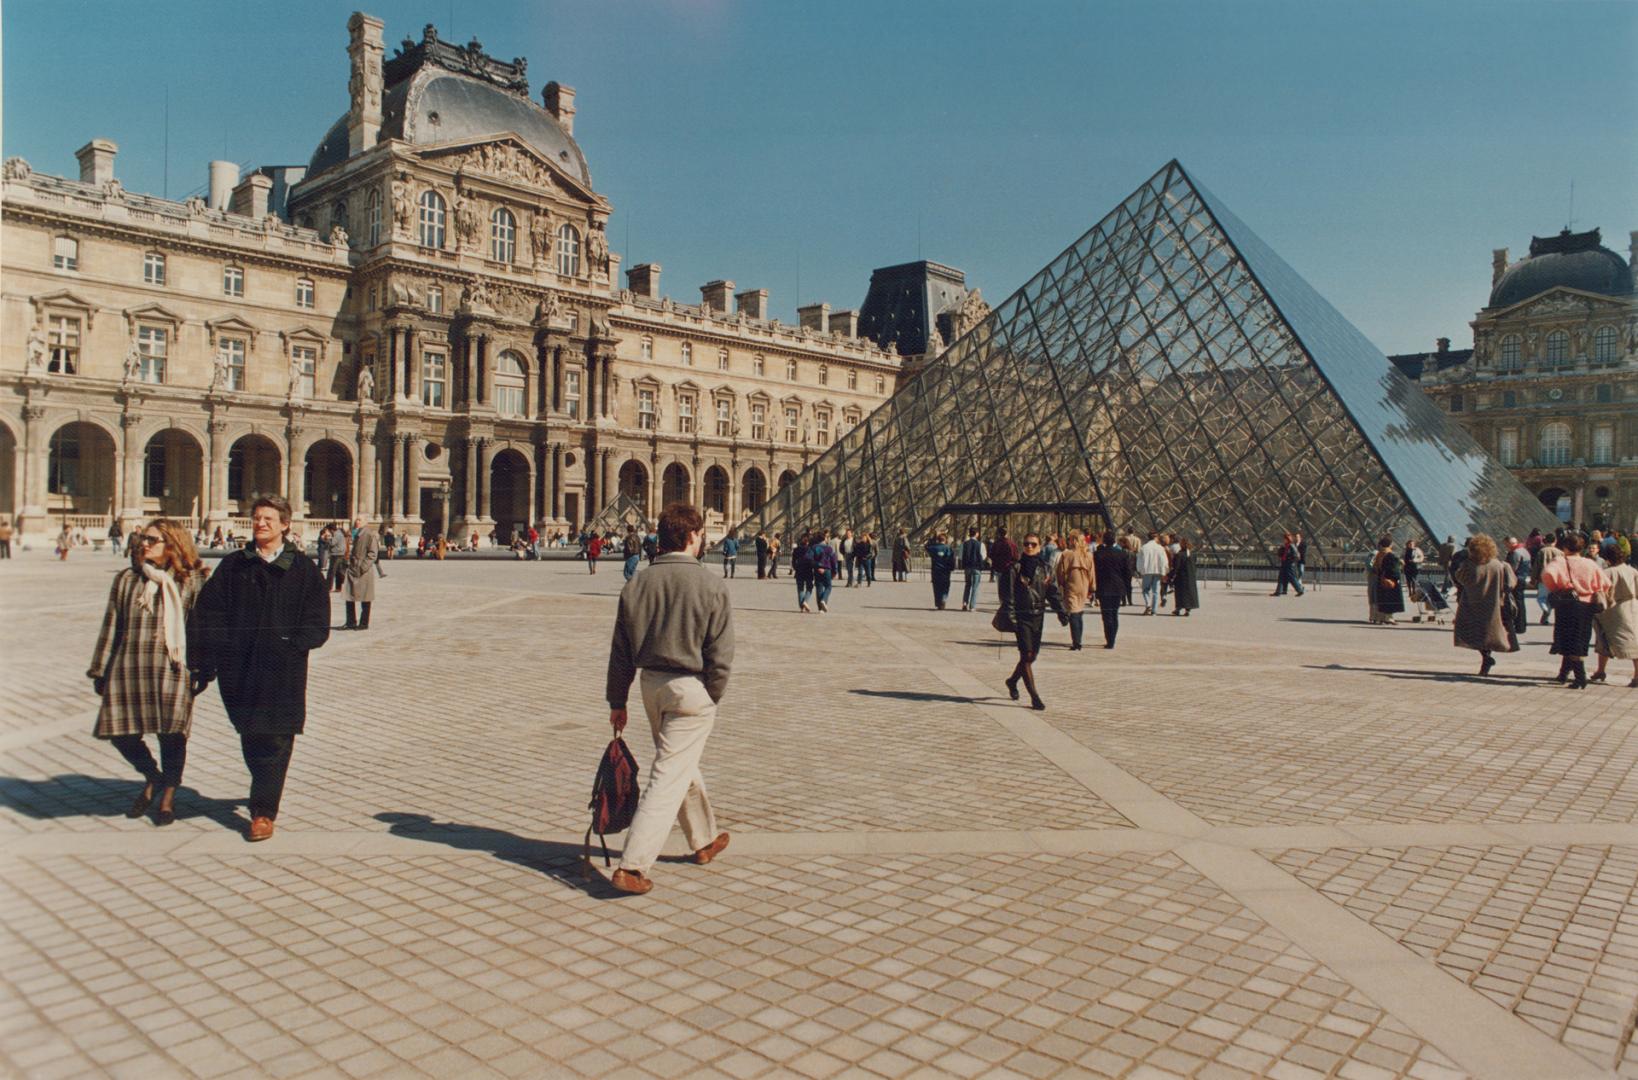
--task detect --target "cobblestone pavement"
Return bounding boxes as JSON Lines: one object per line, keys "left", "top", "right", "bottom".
{"left": 1, "top": 551, "right": 1634, "bottom": 1079}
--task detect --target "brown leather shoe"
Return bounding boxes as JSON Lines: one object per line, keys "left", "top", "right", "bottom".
{"left": 693, "top": 832, "right": 730, "bottom": 865}
{"left": 610, "top": 868, "right": 652, "bottom": 895}
{"left": 247, "top": 816, "right": 275, "bottom": 842}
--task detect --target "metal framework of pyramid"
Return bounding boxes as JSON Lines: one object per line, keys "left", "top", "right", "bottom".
{"left": 743, "top": 161, "right": 1557, "bottom": 565}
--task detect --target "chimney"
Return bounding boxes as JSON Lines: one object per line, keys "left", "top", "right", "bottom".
{"left": 1492, "top": 248, "right": 1509, "bottom": 288}
{"left": 207, "top": 161, "right": 238, "bottom": 210}
{"left": 1436, "top": 337, "right": 1451, "bottom": 355}
{"left": 544, "top": 82, "right": 577, "bottom": 136}
{"left": 626, "top": 262, "right": 661, "bottom": 299}
{"left": 700, "top": 280, "right": 733, "bottom": 313}
{"left": 829, "top": 309, "right": 859, "bottom": 338}
{"left": 1629, "top": 231, "right": 1638, "bottom": 289}
{"left": 230, "top": 173, "right": 274, "bottom": 219}
{"left": 347, "top": 12, "right": 385, "bottom": 155}
{"left": 735, "top": 288, "right": 768, "bottom": 320}
{"left": 797, "top": 302, "right": 830, "bottom": 333}
{"left": 74, "top": 139, "right": 117, "bottom": 185}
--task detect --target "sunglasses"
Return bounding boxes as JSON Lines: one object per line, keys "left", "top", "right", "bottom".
{"left": 1024, "top": 541, "right": 1041, "bottom": 548}
{"left": 139, "top": 534, "right": 164, "bottom": 547}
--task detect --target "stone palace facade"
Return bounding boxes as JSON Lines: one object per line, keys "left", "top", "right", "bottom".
{"left": 0, "top": 14, "right": 922, "bottom": 542}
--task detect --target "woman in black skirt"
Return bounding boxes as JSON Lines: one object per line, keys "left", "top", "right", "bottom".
{"left": 1540, "top": 533, "right": 1603, "bottom": 688}
{"left": 1004, "top": 534, "right": 1054, "bottom": 710}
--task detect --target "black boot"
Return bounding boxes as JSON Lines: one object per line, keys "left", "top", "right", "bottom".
{"left": 1555, "top": 658, "right": 1570, "bottom": 684}
{"left": 1571, "top": 661, "right": 1588, "bottom": 689}
{"left": 344, "top": 601, "right": 357, "bottom": 629}
{"left": 358, "top": 602, "right": 371, "bottom": 631}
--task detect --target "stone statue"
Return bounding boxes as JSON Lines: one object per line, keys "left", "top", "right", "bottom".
{"left": 357, "top": 363, "right": 375, "bottom": 402}
{"left": 330, "top": 224, "right": 350, "bottom": 248}
{"left": 730, "top": 409, "right": 742, "bottom": 437}
{"left": 592, "top": 315, "right": 614, "bottom": 340}
{"left": 185, "top": 195, "right": 207, "bottom": 215}
{"left": 210, "top": 347, "right": 230, "bottom": 390}
{"left": 529, "top": 212, "right": 553, "bottom": 263}
{"left": 391, "top": 279, "right": 414, "bottom": 307}
{"left": 26, "top": 327, "right": 47, "bottom": 373}
{"left": 122, "top": 341, "right": 143, "bottom": 382}
{"left": 460, "top": 278, "right": 490, "bottom": 311}
{"left": 802, "top": 419, "right": 812, "bottom": 445}
{"left": 454, "top": 191, "right": 480, "bottom": 246}
{"left": 288, "top": 356, "right": 305, "bottom": 399}
{"left": 391, "top": 177, "right": 413, "bottom": 234}
{"left": 3, "top": 157, "right": 31, "bottom": 181}
{"left": 587, "top": 225, "right": 608, "bottom": 274}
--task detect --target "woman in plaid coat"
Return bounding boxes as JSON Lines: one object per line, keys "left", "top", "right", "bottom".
{"left": 86, "top": 519, "right": 209, "bottom": 825}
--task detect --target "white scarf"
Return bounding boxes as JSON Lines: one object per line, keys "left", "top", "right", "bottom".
{"left": 137, "top": 562, "right": 187, "bottom": 669}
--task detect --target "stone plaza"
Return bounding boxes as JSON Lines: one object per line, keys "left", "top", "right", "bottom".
{"left": 1, "top": 551, "right": 1635, "bottom": 1079}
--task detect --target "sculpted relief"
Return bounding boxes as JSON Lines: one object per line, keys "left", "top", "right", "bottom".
{"left": 447, "top": 140, "right": 560, "bottom": 192}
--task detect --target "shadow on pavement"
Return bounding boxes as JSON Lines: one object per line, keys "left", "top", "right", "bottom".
{"left": 375, "top": 812, "right": 619, "bottom": 898}
{"left": 849, "top": 688, "right": 990, "bottom": 705}
{"left": 0, "top": 773, "right": 249, "bottom": 830}
{"left": 1305, "top": 664, "right": 1559, "bottom": 686}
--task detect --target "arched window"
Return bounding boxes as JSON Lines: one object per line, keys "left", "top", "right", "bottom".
{"left": 418, "top": 191, "right": 446, "bottom": 249}
{"left": 1593, "top": 325, "right": 1618, "bottom": 364}
{"left": 1498, "top": 334, "right": 1521, "bottom": 370}
{"left": 1540, "top": 422, "right": 1572, "bottom": 466}
{"left": 556, "top": 223, "right": 581, "bottom": 276}
{"left": 490, "top": 207, "right": 516, "bottom": 263}
{"left": 1545, "top": 330, "right": 1569, "bottom": 364}
{"left": 494, "top": 351, "right": 527, "bottom": 418}
{"left": 367, "top": 189, "right": 381, "bottom": 246}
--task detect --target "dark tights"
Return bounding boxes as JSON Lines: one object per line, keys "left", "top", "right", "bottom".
{"left": 1009, "top": 650, "right": 1042, "bottom": 704}
{"left": 110, "top": 733, "right": 187, "bottom": 788}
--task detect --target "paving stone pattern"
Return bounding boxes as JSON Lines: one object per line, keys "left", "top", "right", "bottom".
{"left": 2, "top": 552, "right": 1636, "bottom": 1078}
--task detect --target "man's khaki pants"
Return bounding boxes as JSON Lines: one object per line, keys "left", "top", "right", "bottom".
{"left": 619, "top": 670, "right": 719, "bottom": 874}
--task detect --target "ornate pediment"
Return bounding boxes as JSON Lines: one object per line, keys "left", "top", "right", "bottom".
{"left": 416, "top": 136, "right": 601, "bottom": 205}
{"left": 1502, "top": 288, "right": 1629, "bottom": 321}
{"left": 205, "top": 315, "right": 258, "bottom": 346}
{"left": 30, "top": 289, "right": 98, "bottom": 329}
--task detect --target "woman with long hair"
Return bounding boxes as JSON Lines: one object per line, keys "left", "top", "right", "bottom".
{"left": 1541, "top": 534, "right": 1604, "bottom": 688}
{"left": 86, "top": 518, "right": 209, "bottom": 825}
{"left": 1005, "top": 533, "right": 1054, "bottom": 709}
{"left": 1054, "top": 530, "right": 1095, "bottom": 650}
{"left": 1592, "top": 541, "right": 1638, "bottom": 687}
{"left": 1452, "top": 533, "right": 1517, "bottom": 676}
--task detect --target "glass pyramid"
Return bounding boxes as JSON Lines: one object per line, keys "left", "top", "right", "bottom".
{"left": 745, "top": 161, "right": 1558, "bottom": 565}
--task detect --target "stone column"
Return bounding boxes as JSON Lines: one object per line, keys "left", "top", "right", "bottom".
{"left": 359, "top": 426, "right": 378, "bottom": 522}
{"left": 403, "top": 432, "right": 422, "bottom": 529}
{"left": 553, "top": 346, "right": 565, "bottom": 413}
{"left": 601, "top": 356, "right": 613, "bottom": 420}
{"left": 285, "top": 427, "right": 305, "bottom": 522}
{"left": 536, "top": 342, "right": 550, "bottom": 416}
{"left": 404, "top": 327, "right": 418, "bottom": 401}
{"left": 387, "top": 327, "right": 399, "bottom": 399}
{"left": 206, "top": 418, "right": 230, "bottom": 528}
{"left": 601, "top": 448, "right": 615, "bottom": 512}
{"left": 588, "top": 354, "right": 602, "bottom": 420}
{"left": 689, "top": 450, "right": 701, "bottom": 506}
{"left": 381, "top": 435, "right": 396, "bottom": 521}
{"left": 650, "top": 452, "right": 663, "bottom": 519}
{"left": 18, "top": 404, "right": 48, "bottom": 539}
{"left": 117, "top": 412, "right": 146, "bottom": 526}
{"left": 1573, "top": 483, "right": 1586, "bottom": 529}
{"left": 477, "top": 335, "right": 489, "bottom": 406}
{"left": 551, "top": 444, "right": 565, "bottom": 520}
{"left": 463, "top": 437, "right": 479, "bottom": 520}
{"left": 479, "top": 438, "right": 498, "bottom": 524}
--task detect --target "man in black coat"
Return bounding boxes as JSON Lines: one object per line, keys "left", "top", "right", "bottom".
{"left": 194, "top": 495, "right": 331, "bottom": 842}
{"left": 1092, "top": 531, "right": 1128, "bottom": 649}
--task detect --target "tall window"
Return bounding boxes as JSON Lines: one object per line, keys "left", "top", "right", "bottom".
{"left": 816, "top": 410, "right": 831, "bottom": 445}
{"left": 1592, "top": 424, "right": 1614, "bottom": 464}
{"left": 421, "top": 350, "right": 446, "bottom": 408}
{"left": 223, "top": 265, "right": 244, "bottom": 297}
{"left": 638, "top": 388, "right": 656, "bottom": 430}
{"left": 565, "top": 368, "right": 582, "bottom": 419}
{"left": 847, "top": 368, "right": 858, "bottom": 390}
{"left": 490, "top": 207, "right": 516, "bottom": 263}
{"left": 641, "top": 337, "right": 654, "bottom": 362}
{"left": 367, "top": 189, "right": 381, "bottom": 246}
{"left": 143, "top": 252, "right": 166, "bottom": 285}
{"left": 785, "top": 358, "right": 798, "bottom": 381}
{"left": 293, "top": 345, "right": 317, "bottom": 398}
{"left": 556, "top": 223, "right": 580, "bottom": 276}
{"left": 427, "top": 285, "right": 443, "bottom": 313}
{"left": 680, "top": 342, "right": 693, "bottom": 367}
{"left": 784, "top": 406, "right": 800, "bottom": 443}
{"left": 874, "top": 375, "right": 886, "bottom": 394}
{"left": 1593, "top": 325, "right": 1618, "bottom": 363}
{"left": 1498, "top": 428, "right": 1519, "bottom": 466}
{"left": 53, "top": 236, "right": 78, "bottom": 270}
{"left": 1498, "top": 334, "right": 1521, "bottom": 370}
{"left": 48, "top": 315, "right": 80, "bottom": 374}
{"left": 678, "top": 394, "right": 696, "bottom": 434}
{"left": 1545, "top": 330, "right": 1570, "bottom": 365}
{"left": 750, "top": 402, "right": 766, "bottom": 440}
{"left": 716, "top": 399, "right": 731, "bottom": 437}
{"left": 1540, "top": 422, "right": 1572, "bottom": 466}
{"left": 137, "top": 326, "right": 167, "bottom": 383}
{"left": 295, "top": 278, "right": 315, "bottom": 309}
{"left": 495, "top": 351, "right": 526, "bottom": 417}
{"left": 222, "top": 338, "right": 247, "bottom": 390}
{"left": 753, "top": 354, "right": 765, "bottom": 377}
{"left": 418, "top": 191, "right": 446, "bottom": 249}
{"left": 718, "top": 348, "right": 729, "bottom": 371}
{"left": 818, "top": 364, "right": 829, "bottom": 386}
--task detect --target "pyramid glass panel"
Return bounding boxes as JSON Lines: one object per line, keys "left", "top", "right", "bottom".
{"left": 746, "top": 161, "right": 1558, "bottom": 564}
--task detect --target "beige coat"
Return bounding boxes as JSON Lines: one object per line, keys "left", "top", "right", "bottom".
{"left": 1595, "top": 563, "right": 1638, "bottom": 659}
{"left": 344, "top": 527, "right": 380, "bottom": 602}
{"left": 1453, "top": 558, "right": 1516, "bottom": 654}
{"left": 1055, "top": 547, "right": 1095, "bottom": 614}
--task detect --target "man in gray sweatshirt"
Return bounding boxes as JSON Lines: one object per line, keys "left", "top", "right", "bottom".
{"left": 605, "top": 502, "right": 734, "bottom": 895}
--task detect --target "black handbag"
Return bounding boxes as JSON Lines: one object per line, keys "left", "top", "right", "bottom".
{"left": 990, "top": 607, "right": 1015, "bottom": 634}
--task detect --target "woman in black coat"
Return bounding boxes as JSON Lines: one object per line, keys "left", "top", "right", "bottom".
{"left": 1168, "top": 537, "right": 1199, "bottom": 616}
{"left": 194, "top": 496, "right": 331, "bottom": 841}
{"left": 1004, "top": 534, "right": 1055, "bottom": 710}
{"left": 1371, "top": 536, "right": 1405, "bottom": 624}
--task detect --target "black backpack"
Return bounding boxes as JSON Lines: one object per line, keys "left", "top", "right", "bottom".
{"left": 583, "top": 738, "right": 641, "bottom": 868}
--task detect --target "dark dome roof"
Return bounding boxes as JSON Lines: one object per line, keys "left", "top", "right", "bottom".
{"left": 308, "top": 68, "right": 591, "bottom": 189}
{"left": 1488, "top": 228, "right": 1632, "bottom": 309}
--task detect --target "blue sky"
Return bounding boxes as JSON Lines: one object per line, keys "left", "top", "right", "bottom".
{"left": 4, "top": 0, "right": 1634, "bottom": 354}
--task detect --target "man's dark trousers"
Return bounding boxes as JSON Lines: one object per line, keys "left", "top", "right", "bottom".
{"left": 1099, "top": 598, "right": 1120, "bottom": 647}
{"left": 241, "top": 734, "right": 296, "bottom": 820}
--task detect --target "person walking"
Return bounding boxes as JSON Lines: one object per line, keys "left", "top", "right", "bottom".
{"left": 1504, "top": 537, "right": 1531, "bottom": 636}
{"left": 1271, "top": 532, "right": 1306, "bottom": 597}
{"left": 855, "top": 532, "right": 877, "bottom": 586}
{"left": 1533, "top": 535, "right": 1561, "bottom": 625}
{"left": 1592, "top": 541, "right": 1637, "bottom": 686}
{"left": 342, "top": 517, "right": 379, "bottom": 630}
{"left": 1540, "top": 534, "right": 1602, "bottom": 689}
{"left": 1369, "top": 536, "right": 1405, "bottom": 625}
{"left": 1138, "top": 532, "right": 1169, "bottom": 615}
{"left": 959, "top": 527, "right": 985, "bottom": 611}
{"left": 604, "top": 502, "right": 733, "bottom": 896}
{"left": 587, "top": 532, "right": 603, "bottom": 574}
{"left": 325, "top": 525, "right": 348, "bottom": 593}
{"left": 1004, "top": 534, "right": 1054, "bottom": 710}
{"left": 841, "top": 528, "right": 856, "bottom": 588}
{"left": 0, "top": 515, "right": 12, "bottom": 559}
{"left": 1056, "top": 530, "right": 1095, "bottom": 650}
{"left": 720, "top": 530, "right": 739, "bottom": 579}
{"left": 623, "top": 526, "right": 643, "bottom": 581}
{"left": 1093, "top": 531, "right": 1127, "bottom": 648}
{"left": 107, "top": 520, "right": 125, "bottom": 559}
{"left": 1452, "top": 534, "right": 1517, "bottom": 676}
{"left": 1169, "top": 536, "right": 1199, "bottom": 616}
{"left": 989, "top": 526, "right": 1019, "bottom": 603}
{"left": 1403, "top": 539, "right": 1425, "bottom": 599}
{"left": 767, "top": 533, "right": 782, "bottom": 579}
{"left": 1292, "top": 532, "right": 1309, "bottom": 594}
{"left": 193, "top": 496, "right": 331, "bottom": 841}
{"left": 925, "top": 532, "right": 955, "bottom": 610}
{"left": 811, "top": 529, "right": 839, "bottom": 612}
{"left": 792, "top": 531, "right": 815, "bottom": 612}
{"left": 755, "top": 531, "right": 769, "bottom": 579}
{"left": 315, "top": 524, "right": 333, "bottom": 578}
{"left": 56, "top": 522, "right": 73, "bottom": 561}
{"left": 87, "top": 519, "right": 209, "bottom": 827}
{"left": 892, "top": 529, "right": 911, "bottom": 582}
